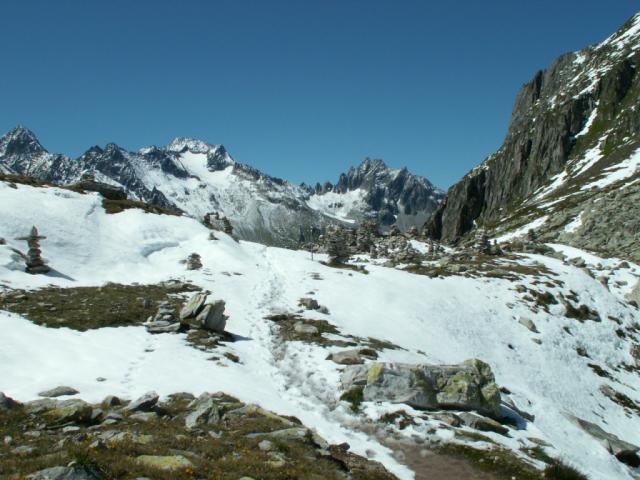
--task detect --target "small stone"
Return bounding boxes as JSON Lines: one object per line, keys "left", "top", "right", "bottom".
{"left": 38, "top": 386, "right": 79, "bottom": 398}
{"left": 62, "top": 426, "right": 81, "bottom": 433}
{"left": 12, "top": 445, "right": 36, "bottom": 456}
{"left": 258, "top": 440, "right": 274, "bottom": 451}
{"left": 298, "top": 297, "right": 320, "bottom": 310}
{"left": 518, "top": 317, "right": 539, "bottom": 333}
{"left": 294, "top": 322, "right": 319, "bottom": 335}
{"left": 95, "top": 377, "right": 106, "bottom": 382}
{"left": 3, "top": 435, "right": 13, "bottom": 445}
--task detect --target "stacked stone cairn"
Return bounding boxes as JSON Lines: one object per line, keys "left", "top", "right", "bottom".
{"left": 146, "top": 293, "right": 228, "bottom": 335}
{"left": 203, "top": 212, "right": 234, "bottom": 236}
{"left": 185, "top": 253, "right": 203, "bottom": 270}
{"left": 16, "top": 226, "right": 50, "bottom": 274}
{"left": 145, "top": 301, "right": 181, "bottom": 334}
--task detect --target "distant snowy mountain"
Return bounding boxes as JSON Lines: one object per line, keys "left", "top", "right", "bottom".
{"left": 0, "top": 127, "right": 444, "bottom": 246}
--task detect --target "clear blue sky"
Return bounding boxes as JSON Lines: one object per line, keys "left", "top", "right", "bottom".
{"left": 0, "top": 1, "right": 637, "bottom": 189}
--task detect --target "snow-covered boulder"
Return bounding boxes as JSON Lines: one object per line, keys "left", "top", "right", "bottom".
{"left": 342, "top": 359, "right": 501, "bottom": 417}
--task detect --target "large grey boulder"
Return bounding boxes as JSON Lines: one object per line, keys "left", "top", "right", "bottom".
{"left": 192, "top": 300, "right": 227, "bottom": 333}
{"left": 341, "top": 359, "right": 501, "bottom": 417}
{"left": 185, "top": 393, "right": 221, "bottom": 429}
{"left": 27, "top": 465, "right": 103, "bottom": 480}
{"left": 43, "top": 399, "right": 93, "bottom": 424}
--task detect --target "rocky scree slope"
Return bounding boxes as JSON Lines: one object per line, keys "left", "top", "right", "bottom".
{"left": 425, "top": 12, "right": 640, "bottom": 261}
{"left": 0, "top": 127, "right": 443, "bottom": 247}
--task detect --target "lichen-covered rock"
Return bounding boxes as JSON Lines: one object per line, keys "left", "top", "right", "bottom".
{"left": 136, "top": 454, "right": 194, "bottom": 471}
{"left": 43, "top": 399, "right": 93, "bottom": 424}
{"left": 342, "top": 359, "right": 501, "bottom": 417}
{"left": 185, "top": 393, "right": 221, "bottom": 429}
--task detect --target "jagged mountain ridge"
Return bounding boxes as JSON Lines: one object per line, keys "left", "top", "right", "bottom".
{"left": 425, "top": 12, "right": 640, "bottom": 261}
{"left": 0, "top": 126, "right": 444, "bottom": 246}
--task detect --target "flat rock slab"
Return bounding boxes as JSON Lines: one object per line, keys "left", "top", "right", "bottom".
{"left": 27, "top": 465, "right": 103, "bottom": 480}
{"left": 38, "top": 386, "right": 79, "bottom": 398}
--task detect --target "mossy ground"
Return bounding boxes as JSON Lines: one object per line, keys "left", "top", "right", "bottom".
{"left": 320, "top": 261, "right": 369, "bottom": 274}
{"left": 265, "top": 313, "right": 401, "bottom": 351}
{"left": 101, "top": 198, "right": 181, "bottom": 216}
{"left": 0, "top": 282, "right": 200, "bottom": 331}
{"left": 436, "top": 444, "right": 541, "bottom": 480}
{"left": 0, "top": 395, "right": 395, "bottom": 480}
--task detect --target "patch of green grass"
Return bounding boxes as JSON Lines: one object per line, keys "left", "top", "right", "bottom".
{"left": 320, "top": 261, "right": 369, "bottom": 274}
{"left": 0, "top": 394, "right": 395, "bottom": 480}
{"left": 543, "top": 460, "right": 589, "bottom": 480}
{"left": 378, "top": 410, "right": 416, "bottom": 430}
{"left": 0, "top": 282, "right": 200, "bottom": 331}
{"left": 340, "top": 387, "right": 364, "bottom": 413}
{"left": 102, "top": 198, "right": 182, "bottom": 216}
{"left": 437, "top": 444, "right": 540, "bottom": 480}
{"left": 563, "top": 302, "right": 600, "bottom": 322}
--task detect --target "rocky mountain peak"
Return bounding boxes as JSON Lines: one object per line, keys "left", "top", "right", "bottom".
{"left": 167, "top": 137, "right": 219, "bottom": 155}
{"left": 0, "top": 125, "right": 47, "bottom": 157}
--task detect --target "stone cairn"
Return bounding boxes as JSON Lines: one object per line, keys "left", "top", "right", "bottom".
{"left": 204, "top": 212, "right": 234, "bottom": 236}
{"left": 16, "top": 226, "right": 50, "bottom": 274}
{"left": 185, "top": 253, "right": 203, "bottom": 270}
{"left": 325, "top": 225, "right": 350, "bottom": 264}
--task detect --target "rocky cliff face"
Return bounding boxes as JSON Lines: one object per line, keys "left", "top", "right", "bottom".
{"left": 0, "top": 128, "right": 443, "bottom": 246}
{"left": 426, "top": 13, "right": 640, "bottom": 260}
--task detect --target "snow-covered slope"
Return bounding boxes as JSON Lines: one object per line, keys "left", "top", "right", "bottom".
{"left": 1, "top": 179, "right": 639, "bottom": 479}
{"left": 0, "top": 127, "right": 444, "bottom": 246}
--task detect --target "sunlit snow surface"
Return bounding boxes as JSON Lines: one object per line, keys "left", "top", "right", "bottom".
{"left": 1, "top": 181, "right": 639, "bottom": 479}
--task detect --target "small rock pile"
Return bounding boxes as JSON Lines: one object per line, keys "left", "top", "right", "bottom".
{"left": 204, "top": 211, "right": 234, "bottom": 236}
{"left": 179, "top": 292, "right": 227, "bottom": 333}
{"left": 298, "top": 297, "right": 329, "bottom": 314}
{"left": 145, "top": 301, "right": 181, "bottom": 334}
{"left": 185, "top": 252, "right": 203, "bottom": 270}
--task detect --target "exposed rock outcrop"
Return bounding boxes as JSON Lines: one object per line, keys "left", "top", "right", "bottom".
{"left": 341, "top": 359, "right": 501, "bottom": 418}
